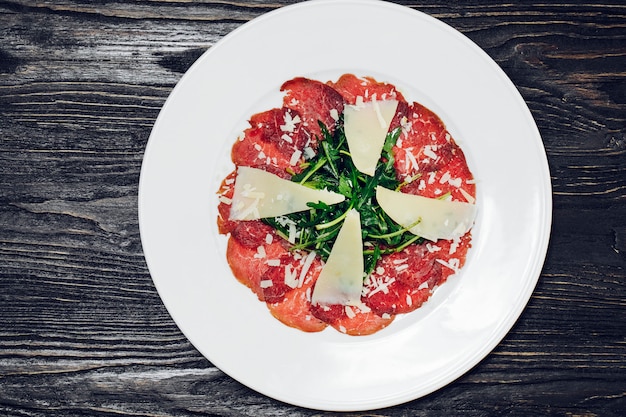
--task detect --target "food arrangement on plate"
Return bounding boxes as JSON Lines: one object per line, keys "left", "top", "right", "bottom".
{"left": 216, "top": 74, "right": 477, "bottom": 336}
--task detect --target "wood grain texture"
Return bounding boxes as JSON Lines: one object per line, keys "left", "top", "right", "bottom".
{"left": 1, "top": 0, "right": 625, "bottom": 416}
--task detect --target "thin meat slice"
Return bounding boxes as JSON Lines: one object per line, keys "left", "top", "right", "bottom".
{"left": 249, "top": 107, "right": 310, "bottom": 154}
{"left": 216, "top": 170, "right": 237, "bottom": 235}
{"left": 232, "top": 108, "right": 308, "bottom": 178}
{"left": 281, "top": 77, "right": 345, "bottom": 147}
{"left": 267, "top": 256, "right": 328, "bottom": 332}
{"left": 396, "top": 142, "right": 476, "bottom": 202}
{"left": 400, "top": 102, "right": 449, "bottom": 148}
{"left": 393, "top": 102, "right": 476, "bottom": 203}
{"left": 258, "top": 253, "right": 298, "bottom": 304}
{"left": 231, "top": 132, "right": 294, "bottom": 179}
{"left": 310, "top": 302, "right": 394, "bottom": 336}
{"left": 364, "top": 279, "right": 432, "bottom": 316}
{"left": 327, "top": 73, "right": 409, "bottom": 133}
{"left": 362, "top": 244, "right": 443, "bottom": 316}
{"left": 226, "top": 222, "right": 288, "bottom": 301}
{"left": 258, "top": 250, "right": 317, "bottom": 304}
{"left": 226, "top": 236, "right": 267, "bottom": 299}
{"left": 363, "top": 234, "right": 472, "bottom": 316}
{"left": 429, "top": 232, "right": 473, "bottom": 284}
{"left": 328, "top": 73, "right": 406, "bottom": 104}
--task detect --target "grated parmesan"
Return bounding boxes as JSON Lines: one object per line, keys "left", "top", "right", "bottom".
{"left": 254, "top": 245, "right": 266, "bottom": 259}
{"left": 218, "top": 196, "right": 232, "bottom": 205}
{"left": 289, "top": 149, "right": 302, "bottom": 166}
{"left": 298, "top": 251, "right": 317, "bottom": 287}
{"left": 424, "top": 145, "right": 438, "bottom": 160}
{"left": 405, "top": 149, "right": 419, "bottom": 172}
{"left": 460, "top": 188, "right": 476, "bottom": 204}
{"left": 284, "top": 265, "right": 299, "bottom": 288}
{"left": 436, "top": 258, "right": 460, "bottom": 272}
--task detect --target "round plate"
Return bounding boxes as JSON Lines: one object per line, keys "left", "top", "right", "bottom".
{"left": 139, "top": 0, "right": 551, "bottom": 411}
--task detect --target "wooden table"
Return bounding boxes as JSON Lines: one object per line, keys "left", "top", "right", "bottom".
{"left": 1, "top": 1, "right": 624, "bottom": 415}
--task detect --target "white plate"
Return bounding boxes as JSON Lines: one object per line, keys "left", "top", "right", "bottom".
{"left": 139, "top": 0, "right": 551, "bottom": 411}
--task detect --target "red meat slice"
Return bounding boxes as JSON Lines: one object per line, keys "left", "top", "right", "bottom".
{"left": 363, "top": 244, "right": 442, "bottom": 315}
{"left": 393, "top": 102, "right": 476, "bottom": 203}
{"left": 249, "top": 107, "right": 310, "bottom": 153}
{"left": 328, "top": 73, "right": 406, "bottom": 104}
{"left": 258, "top": 251, "right": 315, "bottom": 304}
{"left": 226, "top": 236, "right": 266, "bottom": 299}
{"left": 363, "top": 234, "right": 472, "bottom": 316}
{"left": 226, "top": 222, "right": 288, "bottom": 301}
{"left": 266, "top": 257, "right": 328, "bottom": 333}
{"left": 331, "top": 308, "right": 395, "bottom": 336}
{"left": 327, "top": 73, "right": 409, "bottom": 133}
{"left": 431, "top": 232, "right": 473, "bottom": 283}
{"left": 280, "top": 77, "right": 345, "bottom": 147}
{"left": 230, "top": 220, "right": 277, "bottom": 248}
{"left": 231, "top": 107, "right": 308, "bottom": 178}
{"left": 310, "top": 302, "right": 394, "bottom": 336}
{"left": 216, "top": 170, "right": 237, "bottom": 235}
{"left": 364, "top": 279, "right": 432, "bottom": 316}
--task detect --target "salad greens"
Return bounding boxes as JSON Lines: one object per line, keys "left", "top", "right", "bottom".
{"left": 262, "top": 118, "right": 424, "bottom": 275}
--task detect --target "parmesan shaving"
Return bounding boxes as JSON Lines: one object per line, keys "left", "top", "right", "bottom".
{"left": 284, "top": 265, "right": 299, "bottom": 289}
{"left": 289, "top": 149, "right": 302, "bottom": 166}
{"left": 254, "top": 246, "right": 266, "bottom": 259}
{"left": 218, "top": 196, "right": 232, "bottom": 205}
{"left": 298, "top": 250, "right": 317, "bottom": 287}
{"left": 460, "top": 188, "right": 476, "bottom": 204}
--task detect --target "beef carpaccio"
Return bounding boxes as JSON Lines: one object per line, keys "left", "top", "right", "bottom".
{"left": 216, "top": 74, "right": 476, "bottom": 336}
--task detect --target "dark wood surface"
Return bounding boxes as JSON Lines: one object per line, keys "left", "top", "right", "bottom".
{"left": 1, "top": 1, "right": 625, "bottom": 416}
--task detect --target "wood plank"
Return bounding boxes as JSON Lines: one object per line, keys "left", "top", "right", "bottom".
{"left": 1, "top": 1, "right": 624, "bottom": 415}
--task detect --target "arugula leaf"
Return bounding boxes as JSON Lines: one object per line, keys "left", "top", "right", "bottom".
{"left": 262, "top": 117, "right": 423, "bottom": 274}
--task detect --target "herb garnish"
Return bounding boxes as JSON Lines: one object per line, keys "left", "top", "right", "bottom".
{"left": 262, "top": 118, "right": 424, "bottom": 275}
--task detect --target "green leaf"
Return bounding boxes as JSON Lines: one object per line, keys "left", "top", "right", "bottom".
{"left": 263, "top": 119, "right": 419, "bottom": 271}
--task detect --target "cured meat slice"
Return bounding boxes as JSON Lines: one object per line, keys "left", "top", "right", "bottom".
{"left": 328, "top": 73, "right": 406, "bottom": 104}
{"left": 226, "top": 236, "right": 267, "bottom": 299}
{"left": 266, "top": 257, "right": 328, "bottom": 333}
{"left": 431, "top": 232, "right": 473, "bottom": 283}
{"left": 364, "top": 279, "right": 431, "bottom": 316}
{"left": 280, "top": 77, "right": 345, "bottom": 147}
{"left": 258, "top": 252, "right": 306, "bottom": 304}
{"left": 231, "top": 133, "right": 294, "bottom": 179}
{"left": 231, "top": 108, "right": 308, "bottom": 178}
{"left": 310, "top": 302, "right": 394, "bottom": 336}
{"left": 230, "top": 220, "right": 277, "bottom": 248}
{"left": 216, "top": 170, "right": 237, "bottom": 235}
{"left": 393, "top": 102, "right": 476, "bottom": 203}
{"left": 363, "top": 234, "right": 472, "bottom": 315}
{"left": 328, "top": 73, "right": 409, "bottom": 134}
{"left": 362, "top": 244, "right": 442, "bottom": 315}
{"left": 249, "top": 107, "right": 310, "bottom": 153}
{"left": 226, "top": 222, "right": 288, "bottom": 301}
